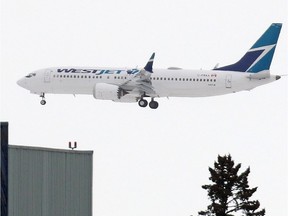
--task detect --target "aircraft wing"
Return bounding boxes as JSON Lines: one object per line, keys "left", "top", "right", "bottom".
{"left": 120, "top": 53, "right": 157, "bottom": 97}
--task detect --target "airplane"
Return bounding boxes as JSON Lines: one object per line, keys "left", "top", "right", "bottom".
{"left": 17, "top": 23, "right": 282, "bottom": 109}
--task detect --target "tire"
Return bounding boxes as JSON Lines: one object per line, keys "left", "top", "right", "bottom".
{"left": 138, "top": 99, "right": 148, "bottom": 107}
{"left": 149, "top": 101, "right": 158, "bottom": 109}
{"left": 40, "top": 100, "right": 46, "bottom": 105}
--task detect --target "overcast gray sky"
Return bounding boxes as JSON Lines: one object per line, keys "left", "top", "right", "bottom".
{"left": 1, "top": 0, "right": 287, "bottom": 215}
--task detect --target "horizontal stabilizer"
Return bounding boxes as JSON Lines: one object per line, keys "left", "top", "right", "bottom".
{"left": 246, "top": 70, "right": 270, "bottom": 79}
{"left": 167, "top": 67, "right": 182, "bottom": 70}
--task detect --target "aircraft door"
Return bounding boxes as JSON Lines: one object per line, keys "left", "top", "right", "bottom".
{"left": 44, "top": 69, "right": 52, "bottom": 83}
{"left": 225, "top": 75, "right": 232, "bottom": 88}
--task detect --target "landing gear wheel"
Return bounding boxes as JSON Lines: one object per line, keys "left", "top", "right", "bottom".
{"left": 149, "top": 100, "right": 159, "bottom": 109}
{"left": 40, "top": 93, "right": 46, "bottom": 105}
{"left": 138, "top": 99, "right": 148, "bottom": 107}
{"left": 40, "top": 100, "right": 46, "bottom": 105}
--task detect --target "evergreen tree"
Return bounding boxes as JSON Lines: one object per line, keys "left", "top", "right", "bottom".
{"left": 199, "top": 155, "right": 265, "bottom": 216}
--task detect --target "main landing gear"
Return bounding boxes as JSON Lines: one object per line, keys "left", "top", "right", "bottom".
{"left": 40, "top": 93, "right": 46, "bottom": 105}
{"left": 138, "top": 98, "right": 159, "bottom": 109}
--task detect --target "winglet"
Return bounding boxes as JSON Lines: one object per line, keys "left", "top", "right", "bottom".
{"left": 144, "top": 53, "right": 155, "bottom": 73}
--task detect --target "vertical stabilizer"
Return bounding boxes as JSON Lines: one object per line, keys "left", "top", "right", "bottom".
{"left": 214, "top": 23, "right": 282, "bottom": 73}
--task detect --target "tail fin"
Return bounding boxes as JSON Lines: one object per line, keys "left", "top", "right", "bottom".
{"left": 214, "top": 23, "right": 282, "bottom": 73}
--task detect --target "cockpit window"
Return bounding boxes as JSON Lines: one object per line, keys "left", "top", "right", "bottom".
{"left": 25, "top": 73, "right": 36, "bottom": 78}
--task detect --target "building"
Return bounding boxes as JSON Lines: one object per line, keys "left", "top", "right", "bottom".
{"left": 1, "top": 123, "right": 93, "bottom": 216}
{"left": 9, "top": 145, "right": 93, "bottom": 216}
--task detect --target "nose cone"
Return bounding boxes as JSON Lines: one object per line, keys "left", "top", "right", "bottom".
{"left": 17, "top": 78, "right": 27, "bottom": 89}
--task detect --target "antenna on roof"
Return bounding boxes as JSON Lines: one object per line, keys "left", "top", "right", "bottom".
{"left": 69, "top": 141, "right": 77, "bottom": 150}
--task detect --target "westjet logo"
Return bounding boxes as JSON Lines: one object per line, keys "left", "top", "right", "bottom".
{"left": 246, "top": 44, "right": 276, "bottom": 72}
{"left": 57, "top": 68, "right": 140, "bottom": 75}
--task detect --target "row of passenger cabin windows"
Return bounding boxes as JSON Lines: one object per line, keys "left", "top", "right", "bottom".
{"left": 53, "top": 74, "right": 216, "bottom": 82}
{"left": 150, "top": 77, "right": 216, "bottom": 82}
{"left": 53, "top": 74, "right": 128, "bottom": 79}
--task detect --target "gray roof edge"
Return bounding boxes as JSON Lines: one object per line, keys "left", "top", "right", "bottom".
{"left": 9, "top": 144, "right": 93, "bottom": 154}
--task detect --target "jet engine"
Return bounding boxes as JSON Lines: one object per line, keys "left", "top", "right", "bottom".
{"left": 93, "top": 83, "right": 137, "bottom": 103}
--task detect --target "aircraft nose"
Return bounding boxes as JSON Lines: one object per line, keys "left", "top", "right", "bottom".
{"left": 17, "top": 78, "right": 27, "bottom": 88}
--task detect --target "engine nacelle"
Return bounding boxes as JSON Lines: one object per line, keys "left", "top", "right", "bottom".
{"left": 93, "top": 83, "right": 137, "bottom": 103}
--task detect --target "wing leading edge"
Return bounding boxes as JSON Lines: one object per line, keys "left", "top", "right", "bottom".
{"left": 120, "top": 53, "right": 157, "bottom": 97}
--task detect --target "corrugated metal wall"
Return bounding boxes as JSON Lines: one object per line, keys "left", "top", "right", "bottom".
{"left": 8, "top": 146, "right": 93, "bottom": 216}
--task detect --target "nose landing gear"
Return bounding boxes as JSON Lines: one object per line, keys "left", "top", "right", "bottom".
{"left": 40, "top": 93, "right": 46, "bottom": 105}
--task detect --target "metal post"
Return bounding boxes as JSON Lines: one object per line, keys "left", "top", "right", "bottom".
{"left": 0, "top": 122, "right": 8, "bottom": 216}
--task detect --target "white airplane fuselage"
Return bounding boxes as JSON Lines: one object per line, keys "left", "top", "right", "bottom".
{"left": 18, "top": 67, "right": 278, "bottom": 98}
{"left": 17, "top": 24, "right": 283, "bottom": 109}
